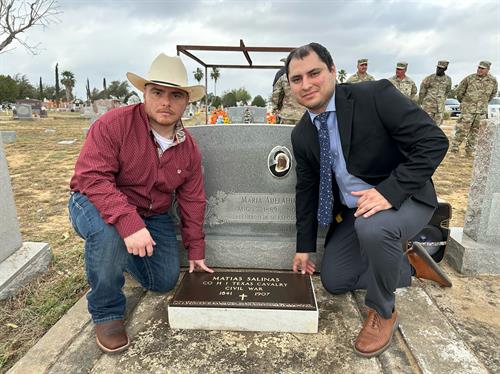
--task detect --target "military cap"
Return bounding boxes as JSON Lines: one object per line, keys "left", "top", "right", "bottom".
{"left": 478, "top": 60, "right": 492, "bottom": 69}
{"left": 396, "top": 61, "right": 408, "bottom": 70}
{"left": 437, "top": 60, "right": 449, "bottom": 68}
{"left": 357, "top": 58, "right": 368, "bottom": 65}
{"left": 280, "top": 57, "right": 287, "bottom": 63}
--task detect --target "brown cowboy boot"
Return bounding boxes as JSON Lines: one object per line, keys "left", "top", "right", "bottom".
{"left": 407, "top": 242, "right": 452, "bottom": 287}
{"left": 95, "top": 320, "right": 130, "bottom": 353}
{"left": 354, "top": 308, "right": 399, "bottom": 357}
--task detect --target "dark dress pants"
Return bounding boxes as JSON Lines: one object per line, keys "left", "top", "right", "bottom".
{"left": 320, "top": 198, "right": 434, "bottom": 319}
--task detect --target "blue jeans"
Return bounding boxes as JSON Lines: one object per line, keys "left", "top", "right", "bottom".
{"left": 68, "top": 192, "right": 180, "bottom": 323}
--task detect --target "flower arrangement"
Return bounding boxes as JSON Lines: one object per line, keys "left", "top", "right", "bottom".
{"left": 210, "top": 109, "right": 230, "bottom": 124}
{"left": 266, "top": 112, "right": 277, "bottom": 124}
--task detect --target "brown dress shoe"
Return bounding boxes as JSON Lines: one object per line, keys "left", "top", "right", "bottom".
{"left": 354, "top": 309, "right": 399, "bottom": 357}
{"left": 95, "top": 320, "right": 130, "bottom": 353}
{"left": 407, "top": 242, "right": 452, "bottom": 287}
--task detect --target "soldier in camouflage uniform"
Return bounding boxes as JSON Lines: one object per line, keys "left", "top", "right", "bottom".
{"left": 419, "top": 60, "right": 452, "bottom": 126}
{"left": 450, "top": 61, "right": 498, "bottom": 156}
{"left": 388, "top": 62, "right": 417, "bottom": 100}
{"left": 271, "top": 72, "right": 305, "bottom": 124}
{"left": 346, "top": 58, "right": 375, "bottom": 83}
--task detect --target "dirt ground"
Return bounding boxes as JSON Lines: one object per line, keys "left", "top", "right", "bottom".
{"left": 0, "top": 115, "right": 480, "bottom": 371}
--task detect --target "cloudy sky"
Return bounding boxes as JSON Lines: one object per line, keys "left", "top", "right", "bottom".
{"left": 1, "top": 0, "right": 499, "bottom": 101}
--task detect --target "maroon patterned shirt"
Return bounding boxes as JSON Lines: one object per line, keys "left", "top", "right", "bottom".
{"left": 70, "top": 103, "right": 206, "bottom": 260}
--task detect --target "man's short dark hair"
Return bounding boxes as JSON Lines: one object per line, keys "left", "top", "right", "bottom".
{"left": 285, "top": 43, "right": 334, "bottom": 78}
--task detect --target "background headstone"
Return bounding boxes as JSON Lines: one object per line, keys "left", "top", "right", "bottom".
{"left": 80, "top": 106, "right": 93, "bottom": 118}
{"left": 0, "top": 139, "right": 23, "bottom": 263}
{"left": 16, "top": 99, "right": 42, "bottom": 116}
{"left": 227, "top": 106, "right": 267, "bottom": 124}
{"left": 13, "top": 104, "right": 34, "bottom": 121}
{"left": 446, "top": 119, "right": 500, "bottom": 274}
{"left": 0, "top": 138, "right": 51, "bottom": 299}
{"left": 175, "top": 124, "right": 326, "bottom": 269}
{"left": 0, "top": 131, "right": 16, "bottom": 143}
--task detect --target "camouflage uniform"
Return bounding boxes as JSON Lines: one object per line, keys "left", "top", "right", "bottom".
{"left": 388, "top": 75, "right": 417, "bottom": 100}
{"left": 347, "top": 58, "right": 375, "bottom": 84}
{"left": 419, "top": 69, "right": 452, "bottom": 127}
{"left": 271, "top": 74, "right": 305, "bottom": 125}
{"left": 346, "top": 72, "right": 375, "bottom": 83}
{"left": 450, "top": 64, "right": 498, "bottom": 155}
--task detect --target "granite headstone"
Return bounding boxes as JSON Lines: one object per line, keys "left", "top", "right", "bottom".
{"left": 174, "top": 124, "right": 326, "bottom": 269}
{"left": 446, "top": 119, "right": 500, "bottom": 274}
{"left": 227, "top": 106, "right": 267, "bottom": 124}
{"left": 168, "top": 270, "right": 318, "bottom": 333}
{"left": 14, "top": 104, "right": 34, "bottom": 121}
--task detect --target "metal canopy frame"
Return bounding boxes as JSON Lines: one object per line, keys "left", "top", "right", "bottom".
{"left": 176, "top": 39, "right": 296, "bottom": 123}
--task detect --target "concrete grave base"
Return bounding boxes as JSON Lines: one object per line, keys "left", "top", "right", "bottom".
{"left": 0, "top": 242, "right": 52, "bottom": 300}
{"left": 169, "top": 306, "right": 318, "bottom": 333}
{"left": 445, "top": 227, "right": 500, "bottom": 275}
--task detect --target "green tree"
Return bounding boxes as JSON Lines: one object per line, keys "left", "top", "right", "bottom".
{"left": 106, "top": 80, "right": 130, "bottom": 102}
{"left": 251, "top": 95, "right": 266, "bottom": 107}
{"left": 211, "top": 96, "right": 222, "bottom": 108}
{"left": 210, "top": 67, "right": 220, "bottom": 96}
{"left": 338, "top": 69, "right": 347, "bottom": 83}
{"left": 231, "top": 87, "right": 251, "bottom": 105}
{"left": 221, "top": 91, "right": 236, "bottom": 107}
{"left": 449, "top": 84, "right": 459, "bottom": 99}
{"left": 14, "top": 74, "right": 36, "bottom": 98}
{"left": 55, "top": 63, "right": 60, "bottom": 102}
{"left": 90, "top": 88, "right": 107, "bottom": 101}
{"left": 193, "top": 67, "right": 204, "bottom": 84}
{"left": 86, "top": 78, "right": 91, "bottom": 103}
{"left": 38, "top": 77, "right": 43, "bottom": 100}
{"left": 43, "top": 85, "right": 56, "bottom": 100}
{"left": 60, "top": 70, "right": 76, "bottom": 102}
{"left": 0, "top": 75, "right": 18, "bottom": 102}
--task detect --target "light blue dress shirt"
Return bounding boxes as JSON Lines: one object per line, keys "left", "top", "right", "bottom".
{"left": 308, "top": 92, "right": 373, "bottom": 208}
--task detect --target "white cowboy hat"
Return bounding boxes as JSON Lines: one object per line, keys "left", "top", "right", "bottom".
{"left": 127, "top": 53, "right": 205, "bottom": 102}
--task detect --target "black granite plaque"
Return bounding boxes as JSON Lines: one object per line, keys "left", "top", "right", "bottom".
{"left": 170, "top": 271, "right": 316, "bottom": 310}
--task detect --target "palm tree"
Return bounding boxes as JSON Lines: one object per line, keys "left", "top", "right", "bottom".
{"left": 60, "top": 70, "right": 76, "bottom": 102}
{"left": 338, "top": 69, "right": 347, "bottom": 83}
{"left": 193, "top": 67, "right": 204, "bottom": 84}
{"left": 210, "top": 67, "right": 220, "bottom": 97}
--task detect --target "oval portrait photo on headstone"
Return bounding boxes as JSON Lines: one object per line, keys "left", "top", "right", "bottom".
{"left": 268, "top": 146, "right": 292, "bottom": 178}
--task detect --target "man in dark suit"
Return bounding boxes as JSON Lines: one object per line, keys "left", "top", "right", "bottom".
{"left": 287, "top": 43, "right": 451, "bottom": 357}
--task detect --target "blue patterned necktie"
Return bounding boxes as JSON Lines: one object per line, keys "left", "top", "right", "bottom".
{"left": 317, "top": 111, "right": 333, "bottom": 227}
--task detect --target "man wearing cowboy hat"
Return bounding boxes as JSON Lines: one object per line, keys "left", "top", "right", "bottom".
{"left": 68, "top": 53, "right": 212, "bottom": 353}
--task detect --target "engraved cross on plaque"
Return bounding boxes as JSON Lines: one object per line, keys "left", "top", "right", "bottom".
{"left": 239, "top": 293, "right": 248, "bottom": 301}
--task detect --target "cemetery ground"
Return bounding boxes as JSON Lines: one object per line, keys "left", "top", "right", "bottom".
{"left": 0, "top": 113, "right": 498, "bottom": 372}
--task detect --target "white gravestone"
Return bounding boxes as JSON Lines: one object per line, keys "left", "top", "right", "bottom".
{"left": 0, "top": 138, "right": 51, "bottom": 299}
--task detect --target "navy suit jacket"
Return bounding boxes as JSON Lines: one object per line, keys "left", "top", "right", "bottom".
{"left": 291, "top": 79, "right": 449, "bottom": 252}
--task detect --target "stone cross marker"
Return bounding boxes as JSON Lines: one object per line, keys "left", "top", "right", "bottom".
{"left": 0, "top": 138, "right": 51, "bottom": 299}
{"left": 175, "top": 125, "right": 326, "bottom": 270}
{"left": 168, "top": 270, "right": 318, "bottom": 333}
{"left": 447, "top": 119, "right": 500, "bottom": 274}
